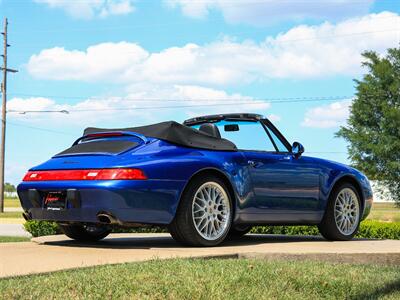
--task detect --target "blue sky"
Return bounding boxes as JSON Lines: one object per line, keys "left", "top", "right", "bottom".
{"left": 0, "top": 0, "right": 399, "bottom": 184}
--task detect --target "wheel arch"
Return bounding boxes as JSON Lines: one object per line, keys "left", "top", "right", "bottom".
{"left": 176, "top": 167, "right": 238, "bottom": 216}
{"left": 328, "top": 175, "right": 365, "bottom": 211}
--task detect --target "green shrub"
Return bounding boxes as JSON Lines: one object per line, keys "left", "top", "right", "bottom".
{"left": 23, "top": 219, "right": 399, "bottom": 240}
{"left": 23, "top": 220, "right": 60, "bottom": 237}
{"left": 250, "top": 220, "right": 400, "bottom": 240}
{"left": 356, "top": 220, "right": 400, "bottom": 240}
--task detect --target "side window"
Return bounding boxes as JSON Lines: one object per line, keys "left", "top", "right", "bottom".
{"left": 216, "top": 121, "right": 276, "bottom": 152}
{"left": 264, "top": 126, "right": 289, "bottom": 152}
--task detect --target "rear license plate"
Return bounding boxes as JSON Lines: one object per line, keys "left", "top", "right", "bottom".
{"left": 44, "top": 192, "right": 66, "bottom": 210}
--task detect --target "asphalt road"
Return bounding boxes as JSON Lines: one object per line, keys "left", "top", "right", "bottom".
{"left": 1, "top": 233, "right": 400, "bottom": 278}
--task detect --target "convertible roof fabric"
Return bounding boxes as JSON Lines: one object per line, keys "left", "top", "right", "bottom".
{"left": 84, "top": 121, "right": 237, "bottom": 151}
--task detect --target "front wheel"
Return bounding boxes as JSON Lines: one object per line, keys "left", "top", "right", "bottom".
{"left": 318, "top": 183, "right": 361, "bottom": 241}
{"left": 169, "top": 176, "right": 233, "bottom": 246}
{"left": 59, "top": 224, "right": 111, "bottom": 242}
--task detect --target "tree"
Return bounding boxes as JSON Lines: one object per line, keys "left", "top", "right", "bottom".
{"left": 337, "top": 46, "right": 400, "bottom": 205}
{"left": 4, "top": 182, "right": 16, "bottom": 193}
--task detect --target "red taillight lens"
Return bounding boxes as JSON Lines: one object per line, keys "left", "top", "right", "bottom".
{"left": 22, "top": 168, "right": 147, "bottom": 181}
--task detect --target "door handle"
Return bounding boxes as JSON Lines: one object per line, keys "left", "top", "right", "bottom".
{"left": 248, "top": 160, "right": 259, "bottom": 167}
{"left": 280, "top": 155, "right": 292, "bottom": 161}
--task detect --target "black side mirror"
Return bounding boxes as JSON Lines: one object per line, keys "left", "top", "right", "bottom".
{"left": 292, "top": 142, "right": 305, "bottom": 158}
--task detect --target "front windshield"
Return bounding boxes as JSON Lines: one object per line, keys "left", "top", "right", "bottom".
{"left": 192, "top": 120, "right": 287, "bottom": 152}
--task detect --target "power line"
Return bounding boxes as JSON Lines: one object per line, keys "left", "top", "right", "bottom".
{"left": 4, "top": 120, "right": 348, "bottom": 154}
{"left": 13, "top": 27, "right": 400, "bottom": 50}
{"left": 6, "top": 96, "right": 354, "bottom": 114}
{"left": 8, "top": 92, "right": 351, "bottom": 102}
{"left": 7, "top": 120, "right": 75, "bottom": 136}
{"left": 7, "top": 9, "right": 399, "bottom": 36}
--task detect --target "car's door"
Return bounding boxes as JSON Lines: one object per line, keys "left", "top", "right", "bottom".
{"left": 214, "top": 119, "right": 320, "bottom": 218}
{"left": 242, "top": 121, "right": 320, "bottom": 214}
{"left": 244, "top": 151, "right": 320, "bottom": 212}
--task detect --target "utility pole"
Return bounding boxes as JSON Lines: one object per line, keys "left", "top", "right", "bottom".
{"left": 0, "top": 18, "right": 17, "bottom": 212}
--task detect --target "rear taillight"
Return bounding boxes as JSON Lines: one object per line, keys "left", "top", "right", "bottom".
{"left": 22, "top": 168, "right": 147, "bottom": 181}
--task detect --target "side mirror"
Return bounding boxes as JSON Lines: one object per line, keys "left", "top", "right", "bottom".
{"left": 292, "top": 142, "right": 305, "bottom": 158}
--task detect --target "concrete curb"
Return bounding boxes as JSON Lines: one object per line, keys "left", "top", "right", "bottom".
{"left": 2, "top": 233, "right": 400, "bottom": 278}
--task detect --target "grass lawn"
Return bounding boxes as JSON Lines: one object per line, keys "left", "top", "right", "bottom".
{"left": 0, "top": 236, "right": 30, "bottom": 243}
{"left": 1, "top": 258, "right": 399, "bottom": 299}
{"left": 4, "top": 198, "right": 21, "bottom": 208}
{"left": 368, "top": 202, "right": 400, "bottom": 222}
{"left": 0, "top": 211, "right": 22, "bottom": 218}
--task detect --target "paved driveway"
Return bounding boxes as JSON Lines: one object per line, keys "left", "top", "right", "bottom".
{"left": 1, "top": 233, "right": 400, "bottom": 278}
{"left": 0, "top": 224, "right": 30, "bottom": 237}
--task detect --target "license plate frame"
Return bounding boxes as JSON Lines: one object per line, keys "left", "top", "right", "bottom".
{"left": 44, "top": 191, "right": 67, "bottom": 210}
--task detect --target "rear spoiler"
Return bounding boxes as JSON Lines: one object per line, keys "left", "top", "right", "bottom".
{"left": 72, "top": 131, "right": 149, "bottom": 146}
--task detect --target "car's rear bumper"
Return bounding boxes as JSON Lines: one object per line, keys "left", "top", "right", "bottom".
{"left": 17, "top": 179, "right": 186, "bottom": 225}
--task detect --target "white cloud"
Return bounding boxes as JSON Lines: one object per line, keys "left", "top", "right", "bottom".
{"left": 267, "top": 114, "right": 281, "bottom": 122}
{"left": 301, "top": 100, "right": 352, "bottom": 128}
{"left": 27, "top": 12, "right": 400, "bottom": 84}
{"left": 164, "top": 0, "right": 374, "bottom": 25}
{"left": 7, "top": 85, "right": 271, "bottom": 126}
{"left": 28, "top": 42, "right": 148, "bottom": 81}
{"left": 34, "top": 0, "right": 135, "bottom": 19}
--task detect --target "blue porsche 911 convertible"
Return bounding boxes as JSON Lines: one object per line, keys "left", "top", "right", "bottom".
{"left": 18, "top": 113, "right": 373, "bottom": 246}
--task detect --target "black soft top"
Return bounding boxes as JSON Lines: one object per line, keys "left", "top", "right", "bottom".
{"left": 84, "top": 121, "right": 237, "bottom": 151}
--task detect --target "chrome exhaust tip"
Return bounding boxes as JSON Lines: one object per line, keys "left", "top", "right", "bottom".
{"left": 97, "top": 212, "right": 118, "bottom": 225}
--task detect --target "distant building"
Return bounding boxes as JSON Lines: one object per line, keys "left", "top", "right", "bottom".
{"left": 370, "top": 181, "right": 395, "bottom": 202}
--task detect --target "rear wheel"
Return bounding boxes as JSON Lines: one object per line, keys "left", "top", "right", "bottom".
{"left": 59, "top": 224, "right": 111, "bottom": 242}
{"left": 169, "top": 176, "right": 233, "bottom": 246}
{"left": 318, "top": 183, "right": 361, "bottom": 241}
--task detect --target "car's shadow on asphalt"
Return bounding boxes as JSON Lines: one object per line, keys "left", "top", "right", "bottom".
{"left": 37, "top": 234, "right": 371, "bottom": 250}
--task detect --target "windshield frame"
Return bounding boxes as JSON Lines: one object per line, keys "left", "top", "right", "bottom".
{"left": 190, "top": 119, "right": 291, "bottom": 153}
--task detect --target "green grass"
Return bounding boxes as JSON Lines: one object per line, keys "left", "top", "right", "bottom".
{"left": 0, "top": 258, "right": 399, "bottom": 299}
{"left": 368, "top": 202, "right": 400, "bottom": 222}
{"left": 0, "top": 211, "right": 22, "bottom": 218}
{"left": 0, "top": 236, "right": 30, "bottom": 243}
{"left": 4, "top": 198, "right": 21, "bottom": 208}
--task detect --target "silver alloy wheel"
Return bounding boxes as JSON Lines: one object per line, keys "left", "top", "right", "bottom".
{"left": 334, "top": 188, "right": 360, "bottom": 235}
{"left": 192, "top": 182, "right": 231, "bottom": 241}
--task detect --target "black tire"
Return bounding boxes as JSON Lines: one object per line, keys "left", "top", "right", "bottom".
{"left": 59, "top": 224, "right": 111, "bottom": 242}
{"left": 227, "top": 225, "right": 252, "bottom": 239}
{"left": 318, "top": 183, "right": 362, "bottom": 241}
{"left": 168, "top": 175, "right": 233, "bottom": 247}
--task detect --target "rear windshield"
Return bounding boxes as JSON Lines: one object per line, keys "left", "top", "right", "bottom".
{"left": 55, "top": 139, "right": 139, "bottom": 156}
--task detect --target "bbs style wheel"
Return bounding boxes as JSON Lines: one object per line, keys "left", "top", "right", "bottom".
{"left": 169, "top": 175, "right": 233, "bottom": 246}
{"left": 318, "top": 183, "right": 361, "bottom": 241}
